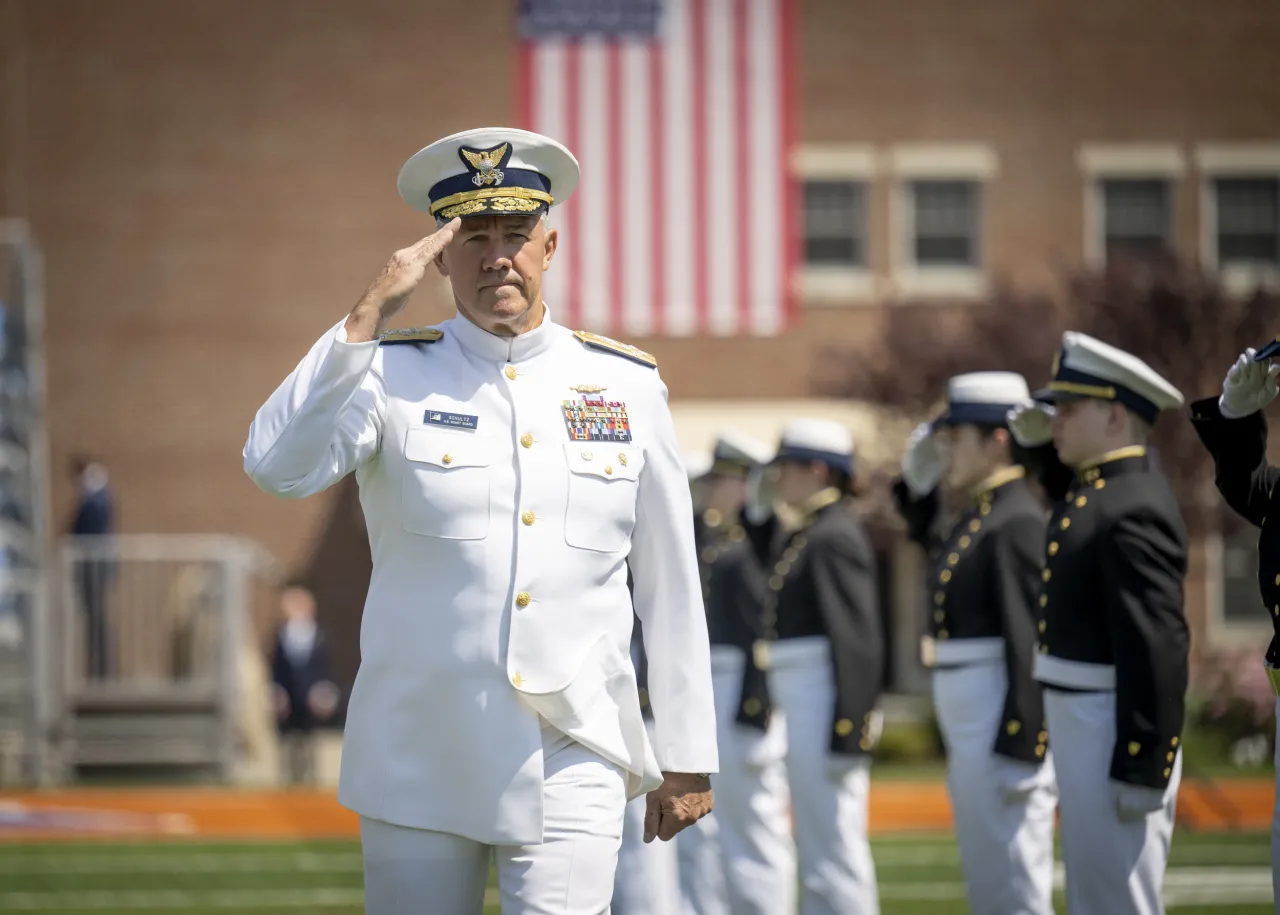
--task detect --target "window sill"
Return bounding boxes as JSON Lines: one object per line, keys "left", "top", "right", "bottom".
{"left": 795, "top": 267, "right": 878, "bottom": 306}
{"left": 890, "top": 267, "right": 988, "bottom": 301}
{"left": 1219, "top": 264, "right": 1280, "bottom": 297}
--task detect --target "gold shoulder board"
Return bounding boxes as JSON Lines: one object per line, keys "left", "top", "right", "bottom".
{"left": 378, "top": 327, "right": 444, "bottom": 345}
{"left": 573, "top": 330, "right": 657, "bottom": 368}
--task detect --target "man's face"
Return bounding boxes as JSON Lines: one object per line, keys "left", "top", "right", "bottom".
{"left": 435, "top": 214, "right": 557, "bottom": 335}
{"left": 704, "top": 474, "right": 748, "bottom": 515}
{"left": 280, "top": 587, "right": 316, "bottom": 624}
{"left": 1051, "top": 398, "right": 1118, "bottom": 466}
{"left": 937, "top": 424, "right": 1004, "bottom": 491}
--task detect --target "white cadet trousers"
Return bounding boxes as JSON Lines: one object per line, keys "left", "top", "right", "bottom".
{"left": 677, "top": 811, "right": 731, "bottom": 915}
{"left": 1044, "top": 689, "right": 1181, "bottom": 915}
{"left": 612, "top": 718, "right": 686, "bottom": 915}
{"left": 706, "top": 646, "right": 797, "bottom": 915}
{"left": 361, "top": 729, "right": 626, "bottom": 915}
{"left": 772, "top": 637, "right": 879, "bottom": 915}
{"left": 932, "top": 661, "right": 1057, "bottom": 915}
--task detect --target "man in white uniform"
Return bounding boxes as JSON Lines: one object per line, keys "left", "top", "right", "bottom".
{"left": 243, "top": 127, "right": 718, "bottom": 915}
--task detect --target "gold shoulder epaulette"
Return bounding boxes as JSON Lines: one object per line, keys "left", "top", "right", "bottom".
{"left": 378, "top": 327, "right": 444, "bottom": 345}
{"left": 573, "top": 330, "right": 657, "bottom": 368}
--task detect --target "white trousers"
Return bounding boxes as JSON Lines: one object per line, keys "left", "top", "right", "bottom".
{"left": 361, "top": 733, "right": 626, "bottom": 915}
{"left": 614, "top": 788, "right": 683, "bottom": 915}
{"left": 706, "top": 648, "right": 797, "bottom": 915}
{"left": 773, "top": 637, "right": 879, "bottom": 915}
{"left": 1044, "top": 689, "right": 1181, "bottom": 915}
{"left": 933, "top": 662, "right": 1057, "bottom": 915}
{"left": 677, "top": 811, "right": 731, "bottom": 915}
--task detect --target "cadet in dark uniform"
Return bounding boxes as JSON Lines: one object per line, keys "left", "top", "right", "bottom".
{"left": 695, "top": 431, "right": 794, "bottom": 915}
{"left": 893, "top": 372, "right": 1056, "bottom": 915}
{"left": 719, "top": 418, "right": 883, "bottom": 915}
{"left": 1188, "top": 341, "right": 1280, "bottom": 904}
{"left": 1008, "top": 331, "right": 1188, "bottom": 915}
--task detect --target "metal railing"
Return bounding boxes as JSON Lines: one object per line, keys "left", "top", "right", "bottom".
{"left": 52, "top": 534, "right": 282, "bottom": 782}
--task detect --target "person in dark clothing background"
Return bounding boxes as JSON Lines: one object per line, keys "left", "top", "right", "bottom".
{"left": 893, "top": 372, "right": 1056, "bottom": 915}
{"left": 69, "top": 455, "right": 114, "bottom": 679}
{"left": 719, "top": 418, "right": 884, "bottom": 915}
{"left": 270, "top": 581, "right": 339, "bottom": 785}
{"left": 1188, "top": 340, "right": 1280, "bottom": 905}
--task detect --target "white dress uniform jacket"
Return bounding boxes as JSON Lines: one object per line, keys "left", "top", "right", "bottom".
{"left": 243, "top": 309, "right": 719, "bottom": 845}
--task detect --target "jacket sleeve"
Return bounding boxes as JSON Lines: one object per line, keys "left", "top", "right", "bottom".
{"left": 1189, "top": 395, "right": 1280, "bottom": 527}
{"left": 1102, "top": 510, "right": 1190, "bottom": 789}
{"left": 890, "top": 478, "right": 940, "bottom": 549}
{"left": 808, "top": 525, "right": 884, "bottom": 758}
{"left": 1022, "top": 442, "right": 1075, "bottom": 505}
{"left": 990, "top": 513, "right": 1049, "bottom": 763}
{"left": 629, "top": 375, "right": 719, "bottom": 774}
{"left": 243, "top": 319, "right": 387, "bottom": 498}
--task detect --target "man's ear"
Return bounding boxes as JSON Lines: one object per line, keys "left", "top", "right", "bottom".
{"left": 542, "top": 227, "right": 558, "bottom": 271}
{"left": 435, "top": 251, "right": 449, "bottom": 278}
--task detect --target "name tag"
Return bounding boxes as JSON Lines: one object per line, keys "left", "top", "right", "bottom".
{"left": 424, "top": 410, "right": 479, "bottom": 431}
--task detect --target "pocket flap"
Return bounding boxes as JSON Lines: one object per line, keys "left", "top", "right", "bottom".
{"left": 405, "top": 427, "right": 493, "bottom": 469}
{"left": 563, "top": 443, "right": 643, "bottom": 481}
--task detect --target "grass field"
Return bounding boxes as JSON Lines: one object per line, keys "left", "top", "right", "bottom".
{"left": 0, "top": 830, "right": 1271, "bottom": 914}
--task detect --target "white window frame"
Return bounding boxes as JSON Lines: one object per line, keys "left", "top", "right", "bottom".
{"left": 1203, "top": 529, "right": 1274, "bottom": 649}
{"left": 1077, "top": 143, "right": 1186, "bottom": 269}
{"left": 792, "top": 145, "right": 878, "bottom": 305}
{"left": 889, "top": 144, "right": 997, "bottom": 300}
{"left": 1194, "top": 142, "right": 1280, "bottom": 296}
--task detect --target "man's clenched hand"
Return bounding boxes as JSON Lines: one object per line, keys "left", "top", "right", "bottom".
{"left": 643, "top": 772, "right": 713, "bottom": 843}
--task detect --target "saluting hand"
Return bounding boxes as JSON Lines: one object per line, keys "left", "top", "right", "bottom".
{"left": 1219, "top": 348, "right": 1280, "bottom": 419}
{"left": 901, "top": 422, "right": 943, "bottom": 496}
{"left": 1006, "top": 401, "right": 1055, "bottom": 448}
{"left": 344, "top": 217, "right": 462, "bottom": 343}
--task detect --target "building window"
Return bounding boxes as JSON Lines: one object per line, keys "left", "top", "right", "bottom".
{"left": 1220, "top": 523, "right": 1261, "bottom": 627}
{"left": 1214, "top": 177, "right": 1280, "bottom": 266}
{"left": 1101, "top": 178, "right": 1171, "bottom": 263}
{"left": 802, "top": 180, "right": 868, "bottom": 268}
{"left": 909, "top": 180, "right": 980, "bottom": 267}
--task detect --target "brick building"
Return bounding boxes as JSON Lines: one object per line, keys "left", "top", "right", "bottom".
{"left": 2, "top": 0, "right": 1278, "bottom": 693}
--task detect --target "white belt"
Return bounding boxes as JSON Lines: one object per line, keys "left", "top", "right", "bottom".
{"left": 933, "top": 637, "right": 1004, "bottom": 666}
{"left": 1034, "top": 650, "right": 1116, "bottom": 691}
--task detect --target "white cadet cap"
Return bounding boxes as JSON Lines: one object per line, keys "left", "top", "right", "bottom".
{"left": 683, "top": 451, "right": 714, "bottom": 481}
{"left": 397, "top": 127, "right": 580, "bottom": 220}
{"left": 774, "top": 418, "right": 855, "bottom": 476}
{"left": 1035, "top": 331, "right": 1184, "bottom": 423}
{"left": 934, "top": 371, "right": 1031, "bottom": 429}
{"left": 708, "top": 430, "right": 774, "bottom": 478}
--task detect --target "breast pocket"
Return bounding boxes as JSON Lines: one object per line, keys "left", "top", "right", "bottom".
{"left": 401, "top": 428, "right": 493, "bottom": 540}
{"left": 563, "top": 443, "right": 645, "bottom": 553}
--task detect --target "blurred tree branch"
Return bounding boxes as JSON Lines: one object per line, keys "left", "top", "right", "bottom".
{"left": 818, "top": 255, "right": 1280, "bottom": 535}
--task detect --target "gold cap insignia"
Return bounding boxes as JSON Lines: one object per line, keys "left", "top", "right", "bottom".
{"left": 460, "top": 143, "right": 510, "bottom": 188}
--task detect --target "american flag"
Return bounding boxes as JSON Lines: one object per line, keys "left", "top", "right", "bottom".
{"left": 517, "top": 0, "right": 797, "bottom": 338}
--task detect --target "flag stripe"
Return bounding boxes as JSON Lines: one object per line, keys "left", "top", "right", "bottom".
{"left": 518, "top": 0, "right": 791, "bottom": 338}
{"left": 734, "top": 0, "right": 751, "bottom": 335}
{"left": 648, "top": 31, "right": 666, "bottom": 337}
{"left": 607, "top": 45, "right": 625, "bottom": 334}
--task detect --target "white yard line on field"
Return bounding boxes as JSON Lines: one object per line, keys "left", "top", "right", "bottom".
{"left": 0, "top": 852, "right": 364, "bottom": 875}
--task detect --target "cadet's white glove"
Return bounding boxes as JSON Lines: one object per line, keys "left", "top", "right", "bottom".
{"left": 1111, "top": 781, "right": 1166, "bottom": 821}
{"left": 1006, "top": 401, "right": 1055, "bottom": 447}
{"left": 994, "top": 757, "right": 1043, "bottom": 805}
{"left": 900, "top": 422, "right": 943, "bottom": 496}
{"left": 1219, "top": 348, "right": 1280, "bottom": 419}
{"left": 744, "top": 466, "right": 777, "bottom": 525}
